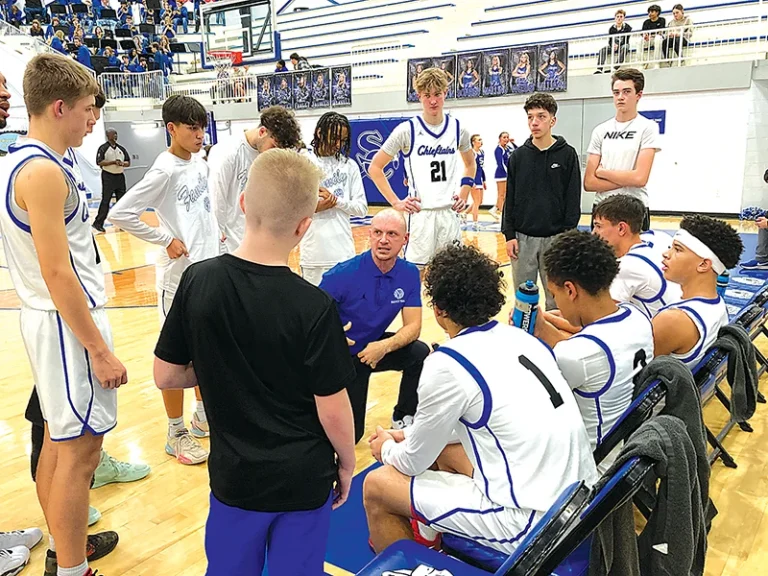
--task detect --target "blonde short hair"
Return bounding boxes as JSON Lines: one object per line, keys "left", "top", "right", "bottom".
{"left": 415, "top": 67, "right": 448, "bottom": 95}
{"left": 23, "top": 54, "right": 99, "bottom": 116}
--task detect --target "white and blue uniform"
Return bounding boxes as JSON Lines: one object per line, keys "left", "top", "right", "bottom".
{"left": 554, "top": 304, "right": 655, "bottom": 472}
{"left": 611, "top": 241, "right": 682, "bottom": 318}
{"left": 0, "top": 138, "right": 116, "bottom": 440}
{"left": 473, "top": 149, "right": 485, "bottom": 187}
{"left": 383, "top": 321, "right": 598, "bottom": 555}
{"left": 658, "top": 296, "right": 729, "bottom": 371}
{"left": 493, "top": 144, "right": 512, "bottom": 181}
{"left": 489, "top": 65, "right": 502, "bottom": 87}
{"left": 640, "top": 229, "right": 673, "bottom": 251}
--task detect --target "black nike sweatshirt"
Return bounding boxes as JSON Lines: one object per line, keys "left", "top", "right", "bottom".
{"left": 501, "top": 135, "right": 582, "bottom": 240}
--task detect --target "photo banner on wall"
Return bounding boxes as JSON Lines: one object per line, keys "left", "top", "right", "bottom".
{"left": 430, "top": 55, "right": 456, "bottom": 99}
{"left": 256, "top": 74, "right": 274, "bottom": 110}
{"left": 331, "top": 65, "right": 352, "bottom": 107}
{"left": 273, "top": 74, "right": 293, "bottom": 108}
{"left": 537, "top": 42, "right": 568, "bottom": 92}
{"left": 482, "top": 49, "right": 509, "bottom": 97}
{"left": 456, "top": 52, "right": 482, "bottom": 99}
{"left": 310, "top": 68, "right": 331, "bottom": 108}
{"left": 406, "top": 57, "right": 431, "bottom": 103}
{"left": 509, "top": 46, "right": 537, "bottom": 95}
{"left": 292, "top": 71, "right": 311, "bottom": 110}
{"left": 350, "top": 117, "right": 408, "bottom": 203}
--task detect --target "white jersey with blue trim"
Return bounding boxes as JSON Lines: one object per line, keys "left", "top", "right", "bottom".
{"left": 385, "top": 321, "right": 597, "bottom": 512}
{"left": 611, "top": 242, "right": 682, "bottom": 317}
{"left": 0, "top": 138, "right": 106, "bottom": 311}
{"left": 640, "top": 229, "right": 673, "bottom": 252}
{"left": 659, "top": 296, "right": 728, "bottom": 370}
{"left": 554, "top": 304, "right": 655, "bottom": 459}
{"left": 404, "top": 114, "right": 463, "bottom": 210}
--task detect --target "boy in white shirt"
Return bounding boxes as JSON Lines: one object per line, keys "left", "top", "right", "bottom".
{"left": 207, "top": 106, "right": 302, "bottom": 253}
{"left": 109, "top": 95, "right": 219, "bottom": 465}
{"left": 592, "top": 194, "right": 681, "bottom": 317}
{"left": 301, "top": 112, "right": 368, "bottom": 286}
{"left": 584, "top": 68, "right": 661, "bottom": 231}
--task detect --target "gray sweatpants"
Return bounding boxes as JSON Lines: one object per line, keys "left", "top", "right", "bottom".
{"left": 757, "top": 228, "right": 768, "bottom": 262}
{"left": 510, "top": 232, "right": 556, "bottom": 310}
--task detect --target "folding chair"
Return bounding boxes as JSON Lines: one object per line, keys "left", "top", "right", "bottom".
{"left": 692, "top": 349, "right": 737, "bottom": 468}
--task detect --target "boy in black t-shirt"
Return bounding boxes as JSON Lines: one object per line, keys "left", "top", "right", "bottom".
{"left": 153, "top": 149, "right": 357, "bottom": 574}
{"left": 642, "top": 4, "right": 667, "bottom": 67}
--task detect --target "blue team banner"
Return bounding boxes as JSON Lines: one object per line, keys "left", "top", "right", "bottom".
{"left": 350, "top": 117, "right": 408, "bottom": 204}
{"left": 639, "top": 110, "right": 666, "bottom": 134}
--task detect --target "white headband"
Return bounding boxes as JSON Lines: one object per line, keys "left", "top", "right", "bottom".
{"left": 673, "top": 229, "right": 726, "bottom": 275}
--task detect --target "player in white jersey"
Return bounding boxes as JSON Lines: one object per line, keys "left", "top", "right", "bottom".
{"left": 0, "top": 54, "right": 126, "bottom": 576}
{"left": 653, "top": 215, "right": 743, "bottom": 370}
{"left": 109, "top": 95, "right": 218, "bottom": 466}
{"left": 369, "top": 68, "right": 476, "bottom": 266}
{"left": 301, "top": 112, "right": 368, "bottom": 286}
{"left": 535, "top": 231, "right": 654, "bottom": 473}
{"left": 592, "top": 194, "right": 681, "bottom": 317}
{"left": 584, "top": 69, "right": 661, "bottom": 231}
{"left": 364, "top": 245, "right": 597, "bottom": 555}
{"left": 640, "top": 228, "right": 673, "bottom": 251}
{"left": 207, "top": 106, "right": 302, "bottom": 252}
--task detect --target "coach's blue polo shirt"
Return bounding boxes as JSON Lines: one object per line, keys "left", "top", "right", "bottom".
{"left": 320, "top": 250, "right": 421, "bottom": 355}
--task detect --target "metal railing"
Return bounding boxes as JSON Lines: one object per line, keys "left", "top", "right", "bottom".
{"left": 568, "top": 17, "right": 767, "bottom": 74}
{"left": 98, "top": 70, "right": 166, "bottom": 100}
{"left": 165, "top": 72, "right": 254, "bottom": 104}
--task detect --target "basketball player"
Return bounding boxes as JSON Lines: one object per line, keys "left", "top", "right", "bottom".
{"left": 584, "top": 68, "right": 661, "bottom": 231}
{"left": 369, "top": 68, "right": 475, "bottom": 267}
{"left": 592, "top": 194, "right": 681, "bottom": 317}
{"left": 300, "top": 112, "right": 367, "bottom": 286}
{"left": 364, "top": 244, "right": 597, "bottom": 554}
{"left": 207, "top": 106, "right": 301, "bottom": 252}
{"left": 109, "top": 95, "right": 218, "bottom": 465}
{"left": 653, "top": 215, "right": 743, "bottom": 369}
{"left": 154, "top": 149, "right": 356, "bottom": 575}
{"left": 535, "top": 231, "right": 655, "bottom": 472}
{"left": 0, "top": 54, "right": 126, "bottom": 576}
{"left": 641, "top": 228, "right": 674, "bottom": 251}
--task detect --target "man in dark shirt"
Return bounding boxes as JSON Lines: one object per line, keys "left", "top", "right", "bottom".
{"left": 320, "top": 209, "right": 429, "bottom": 442}
{"left": 93, "top": 128, "right": 130, "bottom": 233}
{"left": 597, "top": 9, "right": 632, "bottom": 73}
{"left": 154, "top": 149, "right": 356, "bottom": 575}
{"left": 642, "top": 4, "right": 666, "bottom": 66}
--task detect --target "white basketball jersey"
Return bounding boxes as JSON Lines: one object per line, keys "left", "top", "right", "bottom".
{"left": 555, "top": 304, "right": 655, "bottom": 455}
{"left": 404, "top": 114, "right": 462, "bottom": 210}
{"left": 433, "top": 322, "right": 598, "bottom": 512}
{"left": 0, "top": 138, "right": 105, "bottom": 311}
{"left": 659, "top": 296, "right": 728, "bottom": 370}
{"left": 640, "top": 229, "right": 673, "bottom": 252}
{"left": 616, "top": 242, "right": 682, "bottom": 317}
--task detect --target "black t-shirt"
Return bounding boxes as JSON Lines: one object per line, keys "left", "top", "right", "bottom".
{"left": 642, "top": 17, "right": 666, "bottom": 31}
{"left": 154, "top": 254, "right": 356, "bottom": 512}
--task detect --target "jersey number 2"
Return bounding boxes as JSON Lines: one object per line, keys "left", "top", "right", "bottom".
{"left": 519, "top": 355, "right": 564, "bottom": 408}
{"left": 430, "top": 160, "right": 447, "bottom": 183}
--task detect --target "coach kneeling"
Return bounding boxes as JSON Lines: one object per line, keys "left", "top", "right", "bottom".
{"left": 320, "top": 209, "right": 430, "bottom": 443}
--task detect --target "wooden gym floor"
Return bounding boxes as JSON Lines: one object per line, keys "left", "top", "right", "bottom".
{"left": 0, "top": 211, "right": 766, "bottom": 575}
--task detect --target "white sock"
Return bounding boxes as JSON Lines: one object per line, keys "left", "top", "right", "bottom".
{"left": 49, "top": 534, "right": 56, "bottom": 551}
{"left": 195, "top": 400, "right": 207, "bottom": 423}
{"left": 57, "top": 559, "right": 87, "bottom": 576}
{"left": 168, "top": 416, "right": 185, "bottom": 436}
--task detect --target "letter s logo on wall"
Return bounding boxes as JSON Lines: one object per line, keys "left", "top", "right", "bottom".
{"left": 355, "top": 129, "right": 400, "bottom": 182}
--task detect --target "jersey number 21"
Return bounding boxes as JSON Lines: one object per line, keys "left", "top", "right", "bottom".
{"left": 430, "top": 160, "right": 447, "bottom": 183}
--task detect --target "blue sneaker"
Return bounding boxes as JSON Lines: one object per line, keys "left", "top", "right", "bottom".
{"left": 740, "top": 259, "right": 768, "bottom": 270}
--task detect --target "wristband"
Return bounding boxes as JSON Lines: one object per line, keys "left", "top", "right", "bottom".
{"left": 461, "top": 177, "right": 474, "bottom": 188}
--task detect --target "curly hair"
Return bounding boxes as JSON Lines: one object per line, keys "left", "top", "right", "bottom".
{"left": 544, "top": 230, "right": 619, "bottom": 296}
{"left": 524, "top": 93, "right": 557, "bottom": 116}
{"left": 592, "top": 194, "right": 645, "bottom": 234}
{"left": 680, "top": 215, "right": 743, "bottom": 270}
{"left": 259, "top": 106, "right": 302, "bottom": 149}
{"left": 311, "top": 112, "right": 351, "bottom": 160}
{"left": 425, "top": 244, "right": 506, "bottom": 327}
{"left": 611, "top": 68, "right": 645, "bottom": 93}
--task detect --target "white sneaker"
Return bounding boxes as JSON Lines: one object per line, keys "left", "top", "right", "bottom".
{"left": 392, "top": 415, "right": 414, "bottom": 430}
{"left": 488, "top": 207, "right": 500, "bottom": 220}
{"left": 0, "top": 546, "right": 30, "bottom": 576}
{"left": 0, "top": 528, "right": 43, "bottom": 550}
{"left": 88, "top": 505, "right": 102, "bottom": 527}
{"left": 190, "top": 412, "right": 210, "bottom": 438}
{"left": 165, "top": 429, "right": 209, "bottom": 465}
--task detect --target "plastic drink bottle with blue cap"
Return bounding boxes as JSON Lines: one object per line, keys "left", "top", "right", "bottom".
{"left": 716, "top": 271, "right": 729, "bottom": 297}
{"left": 511, "top": 280, "right": 539, "bottom": 334}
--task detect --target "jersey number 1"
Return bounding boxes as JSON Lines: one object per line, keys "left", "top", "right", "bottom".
{"left": 430, "top": 160, "right": 447, "bottom": 183}
{"left": 519, "top": 355, "right": 564, "bottom": 409}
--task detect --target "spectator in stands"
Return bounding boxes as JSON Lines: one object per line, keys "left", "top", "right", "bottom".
{"left": 642, "top": 4, "right": 666, "bottom": 67}
{"left": 8, "top": 4, "right": 23, "bottom": 28}
{"left": 104, "top": 45, "right": 119, "bottom": 66}
{"left": 662, "top": 4, "right": 693, "bottom": 64}
{"left": 133, "top": 33, "right": 148, "bottom": 52}
{"left": 24, "top": 0, "right": 46, "bottom": 25}
{"left": 93, "top": 25, "right": 104, "bottom": 39}
{"left": 118, "top": 1, "right": 130, "bottom": 23}
{"left": 173, "top": 1, "right": 188, "bottom": 34}
{"left": 45, "top": 16, "right": 60, "bottom": 40}
{"left": 50, "top": 29, "right": 67, "bottom": 53}
{"left": 92, "top": 0, "right": 109, "bottom": 19}
{"left": 596, "top": 9, "right": 632, "bottom": 73}
{"left": 290, "top": 52, "right": 310, "bottom": 70}
{"left": 275, "top": 59, "right": 287, "bottom": 72}
{"left": 73, "top": 35, "right": 93, "bottom": 68}
{"left": 120, "top": 53, "right": 130, "bottom": 71}
{"left": 29, "top": 19, "right": 45, "bottom": 37}
{"left": 118, "top": 14, "right": 133, "bottom": 29}
{"left": 162, "top": 15, "right": 176, "bottom": 39}
{"left": 128, "top": 47, "right": 139, "bottom": 65}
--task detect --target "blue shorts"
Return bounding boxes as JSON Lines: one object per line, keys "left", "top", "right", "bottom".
{"left": 205, "top": 492, "right": 333, "bottom": 575}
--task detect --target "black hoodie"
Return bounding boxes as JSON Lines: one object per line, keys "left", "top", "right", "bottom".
{"left": 501, "top": 135, "right": 582, "bottom": 240}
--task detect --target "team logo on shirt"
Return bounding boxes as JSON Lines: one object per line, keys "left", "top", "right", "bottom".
{"left": 393, "top": 288, "right": 405, "bottom": 303}
{"left": 551, "top": 163, "right": 560, "bottom": 169}
{"left": 178, "top": 173, "right": 209, "bottom": 212}
{"left": 603, "top": 131, "right": 637, "bottom": 140}
{"left": 324, "top": 169, "right": 348, "bottom": 199}
{"left": 417, "top": 144, "right": 456, "bottom": 157}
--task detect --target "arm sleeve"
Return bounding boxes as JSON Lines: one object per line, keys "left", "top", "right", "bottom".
{"left": 95, "top": 143, "right": 106, "bottom": 164}
{"left": 318, "top": 267, "right": 345, "bottom": 305}
{"left": 304, "top": 301, "right": 357, "bottom": 396}
{"left": 154, "top": 273, "right": 190, "bottom": 364}
{"left": 334, "top": 162, "right": 368, "bottom": 218}
{"left": 564, "top": 148, "right": 582, "bottom": 229}
{"left": 108, "top": 166, "right": 174, "bottom": 247}
{"left": 502, "top": 152, "right": 516, "bottom": 240}
{"left": 640, "top": 121, "right": 661, "bottom": 152}
{"left": 494, "top": 146, "right": 505, "bottom": 175}
{"left": 404, "top": 267, "right": 421, "bottom": 307}
{"left": 381, "top": 358, "right": 471, "bottom": 476}
{"left": 458, "top": 126, "right": 472, "bottom": 153}
{"left": 380, "top": 122, "right": 411, "bottom": 157}
{"left": 207, "top": 145, "right": 237, "bottom": 236}
{"left": 586, "top": 126, "right": 603, "bottom": 156}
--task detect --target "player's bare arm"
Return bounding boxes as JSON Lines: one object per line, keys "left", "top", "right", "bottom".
{"left": 369, "top": 149, "right": 421, "bottom": 213}
{"left": 154, "top": 358, "right": 198, "bottom": 389}
{"left": 584, "top": 153, "right": 621, "bottom": 192}
{"left": 358, "top": 306, "right": 421, "bottom": 369}
{"left": 316, "top": 389, "right": 356, "bottom": 509}
{"left": 652, "top": 308, "right": 700, "bottom": 356}
{"left": 19, "top": 159, "right": 127, "bottom": 388}
{"left": 595, "top": 148, "right": 656, "bottom": 188}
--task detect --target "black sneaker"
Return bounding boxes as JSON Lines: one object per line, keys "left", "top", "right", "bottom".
{"left": 92, "top": 224, "right": 106, "bottom": 233}
{"left": 43, "top": 531, "right": 118, "bottom": 576}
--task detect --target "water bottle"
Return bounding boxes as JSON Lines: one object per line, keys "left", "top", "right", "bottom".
{"left": 716, "top": 271, "right": 729, "bottom": 297}
{"left": 511, "top": 280, "right": 539, "bottom": 334}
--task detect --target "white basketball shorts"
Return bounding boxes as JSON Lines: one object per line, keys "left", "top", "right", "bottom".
{"left": 20, "top": 306, "right": 117, "bottom": 441}
{"left": 158, "top": 288, "right": 176, "bottom": 328}
{"left": 404, "top": 207, "right": 462, "bottom": 267}
{"left": 301, "top": 265, "right": 334, "bottom": 287}
{"left": 411, "top": 469, "right": 541, "bottom": 555}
